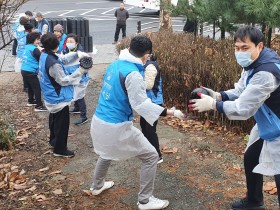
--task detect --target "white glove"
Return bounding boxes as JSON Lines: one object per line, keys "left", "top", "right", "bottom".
{"left": 189, "top": 93, "right": 216, "bottom": 112}
{"left": 201, "top": 86, "right": 221, "bottom": 101}
{"left": 77, "top": 67, "right": 88, "bottom": 75}
{"left": 173, "top": 110, "right": 185, "bottom": 119}
{"left": 77, "top": 51, "right": 89, "bottom": 58}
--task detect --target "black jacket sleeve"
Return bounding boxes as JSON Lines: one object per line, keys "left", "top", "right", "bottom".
{"left": 33, "top": 48, "right": 41, "bottom": 62}
{"left": 160, "top": 108, "right": 167, "bottom": 116}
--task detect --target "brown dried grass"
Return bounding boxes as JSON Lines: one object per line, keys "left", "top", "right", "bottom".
{"left": 116, "top": 32, "right": 258, "bottom": 132}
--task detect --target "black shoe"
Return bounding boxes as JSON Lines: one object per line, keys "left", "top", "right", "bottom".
{"left": 69, "top": 108, "right": 80, "bottom": 114}
{"left": 231, "top": 198, "right": 265, "bottom": 210}
{"left": 53, "top": 149, "right": 75, "bottom": 158}
{"left": 27, "top": 100, "right": 37, "bottom": 107}
{"left": 74, "top": 117, "right": 88, "bottom": 125}
{"left": 35, "top": 105, "right": 48, "bottom": 112}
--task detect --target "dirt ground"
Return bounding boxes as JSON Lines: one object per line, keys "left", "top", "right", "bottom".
{"left": 0, "top": 64, "right": 279, "bottom": 210}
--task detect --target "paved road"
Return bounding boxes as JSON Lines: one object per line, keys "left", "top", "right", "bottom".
{"left": 17, "top": 0, "right": 186, "bottom": 44}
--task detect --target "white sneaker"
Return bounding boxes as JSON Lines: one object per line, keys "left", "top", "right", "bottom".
{"left": 90, "top": 181, "right": 114, "bottom": 195}
{"left": 137, "top": 196, "right": 169, "bottom": 210}
{"left": 157, "top": 157, "right": 163, "bottom": 164}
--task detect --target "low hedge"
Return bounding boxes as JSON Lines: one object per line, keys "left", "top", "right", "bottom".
{"left": 116, "top": 32, "right": 258, "bottom": 132}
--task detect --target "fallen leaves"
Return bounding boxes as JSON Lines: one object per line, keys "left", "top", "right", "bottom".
{"left": 162, "top": 146, "right": 179, "bottom": 154}
{"left": 0, "top": 164, "right": 28, "bottom": 190}
{"left": 264, "top": 182, "right": 277, "bottom": 195}
{"left": 232, "top": 164, "right": 242, "bottom": 171}
{"left": 39, "top": 166, "right": 49, "bottom": 172}
{"left": 82, "top": 190, "right": 92, "bottom": 196}
{"left": 33, "top": 194, "right": 47, "bottom": 202}
{"left": 49, "top": 170, "right": 62, "bottom": 175}
{"left": 52, "top": 188, "right": 63, "bottom": 195}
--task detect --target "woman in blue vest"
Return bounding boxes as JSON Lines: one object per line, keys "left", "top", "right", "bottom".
{"left": 63, "top": 33, "right": 89, "bottom": 125}
{"left": 190, "top": 26, "right": 280, "bottom": 209}
{"left": 21, "top": 32, "right": 47, "bottom": 111}
{"left": 14, "top": 17, "right": 32, "bottom": 73}
{"left": 39, "top": 32, "right": 90, "bottom": 158}
{"left": 53, "top": 24, "right": 67, "bottom": 54}
{"left": 140, "top": 53, "right": 164, "bottom": 164}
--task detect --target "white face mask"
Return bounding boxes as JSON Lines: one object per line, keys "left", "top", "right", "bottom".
{"left": 234, "top": 51, "right": 254, "bottom": 67}
{"left": 66, "top": 43, "right": 76, "bottom": 50}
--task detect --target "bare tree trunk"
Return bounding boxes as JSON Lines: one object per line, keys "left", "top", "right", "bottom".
{"left": 0, "top": 0, "right": 29, "bottom": 50}
{"left": 267, "top": 27, "right": 272, "bottom": 48}
{"left": 159, "top": 0, "right": 173, "bottom": 32}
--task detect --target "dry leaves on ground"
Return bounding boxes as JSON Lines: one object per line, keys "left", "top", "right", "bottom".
{"left": 264, "top": 182, "right": 277, "bottom": 195}
{"left": 162, "top": 146, "right": 179, "bottom": 154}
{"left": 0, "top": 164, "right": 27, "bottom": 190}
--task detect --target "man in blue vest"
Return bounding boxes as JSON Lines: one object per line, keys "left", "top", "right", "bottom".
{"left": 189, "top": 26, "right": 280, "bottom": 209}
{"left": 90, "top": 35, "right": 185, "bottom": 210}
{"left": 35, "top": 12, "right": 50, "bottom": 35}
{"left": 39, "top": 32, "right": 90, "bottom": 158}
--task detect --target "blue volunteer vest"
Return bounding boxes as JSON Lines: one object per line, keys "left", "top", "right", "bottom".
{"left": 16, "top": 31, "right": 28, "bottom": 59}
{"left": 95, "top": 60, "right": 142, "bottom": 123}
{"left": 57, "top": 34, "right": 67, "bottom": 53}
{"left": 21, "top": 44, "right": 39, "bottom": 73}
{"left": 38, "top": 19, "right": 50, "bottom": 34}
{"left": 39, "top": 52, "right": 73, "bottom": 104}
{"left": 144, "top": 60, "right": 163, "bottom": 105}
{"left": 64, "top": 64, "right": 89, "bottom": 83}
{"left": 246, "top": 66, "right": 280, "bottom": 141}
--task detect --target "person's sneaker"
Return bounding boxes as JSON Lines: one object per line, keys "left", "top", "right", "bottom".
{"left": 74, "top": 117, "right": 88, "bottom": 125}
{"left": 157, "top": 157, "right": 163, "bottom": 164}
{"left": 112, "top": 41, "right": 117, "bottom": 44}
{"left": 27, "top": 100, "right": 37, "bottom": 106}
{"left": 53, "top": 149, "right": 75, "bottom": 158}
{"left": 35, "top": 105, "right": 48, "bottom": 112}
{"left": 231, "top": 198, "right": 265, "bottom": 210}
{"left": 90, "top": 181, "right": 114, "bottom": 195}
{"left": 137, "top": 196, "right": 169, "bottom": 210}
{"left": 69, "top": 108, "right": 80, "bottom": 114}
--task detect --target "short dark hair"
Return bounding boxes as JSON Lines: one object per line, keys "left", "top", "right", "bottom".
{"left": 26, "top": 32, "right": 40, "bottom": 44}
{"left": 130, "top": 35, "right": 152, "bottom": 58}
{"left": 66, "top": 33, "right": 78, "bottom": 43}
{"left": 25, "top": 11, "right": 33, "bottom": 17}
{"left": 41, "top": 32, "right": 59, "bottom": 51}
{"left": 234, "top": 26, "right": 264, "bottom": 46}
{"left": 19, "top": 16, "right": 29, "bottom": 25}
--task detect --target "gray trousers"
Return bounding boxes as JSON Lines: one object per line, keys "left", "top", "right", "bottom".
{"left": 92, "top": 150, "right": 158, "bottom": 203}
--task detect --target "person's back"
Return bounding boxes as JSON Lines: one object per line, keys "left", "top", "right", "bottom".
{"left": 144, "top": 58, "right": 163, "bottom": 105}
{"left": 90, "top": 36, "right": 184, "bottom": 210}
{"left": 95, "top": 59, "right": 141, "bottom": 123}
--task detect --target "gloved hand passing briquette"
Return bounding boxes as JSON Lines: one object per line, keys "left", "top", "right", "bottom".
{"left": 173, "top": 110, "right": 185, "bottom": 119}
{"left": 188, "top": 93, "right": 216, "bottom": 112}
{"left": 169, "top": 107, "right": 186, "bottom": 119}
{"left": 200, "top": 86, "right": 221, "bottom": 101}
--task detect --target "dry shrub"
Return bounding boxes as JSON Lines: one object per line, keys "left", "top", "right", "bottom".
{"left": 0, "top": 114, "right": 15, "bottom": 150}
{"left": 116, "top": 32, "right": 256, "bottom": 132}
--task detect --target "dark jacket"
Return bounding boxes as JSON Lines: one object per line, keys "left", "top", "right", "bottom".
{"left": 115, "top": 9, "right": 129, "bottom": 25}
